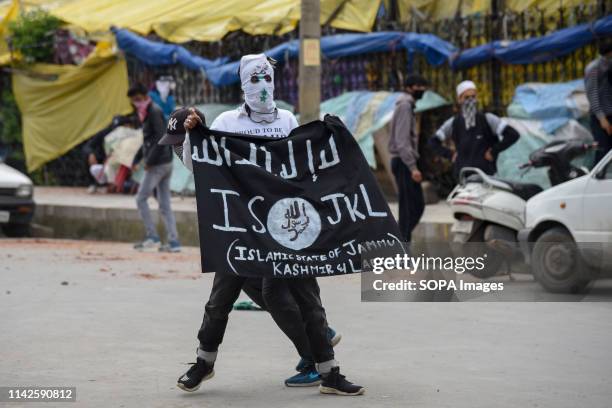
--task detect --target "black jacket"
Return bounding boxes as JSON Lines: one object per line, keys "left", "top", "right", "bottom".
{"left": 83, "top": 123, "right": 115, "bottom": 163}
{"left": 132, "top": 103, "right": 172, "bottom": 167}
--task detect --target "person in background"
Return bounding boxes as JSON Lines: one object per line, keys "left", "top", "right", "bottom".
{"left": 388, "top": 75, "right": 429, "bottom": 242}
{"left": 149, "top": 74, "right": 176, "bottom": 121}
{"left": 585, "top": 36, "right": 612, "bottom": 163}
{"left": 430, "top": 80, "right": 519, "bottom": 179}
{"left": 82, "top": 113, "right": 139, "bottom": 194}
{"left": 128, "top": 83, "right": 180, "bottom": 253}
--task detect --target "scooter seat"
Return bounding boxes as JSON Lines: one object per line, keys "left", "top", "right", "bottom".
{"left": 464, "top": 173, "right": 542, "bottom": 200}
{"left": 465, "top": 174, "right": 484, "bottom": 183}
{"left": 492, "top": 179, "right": 543, "bottom": 200}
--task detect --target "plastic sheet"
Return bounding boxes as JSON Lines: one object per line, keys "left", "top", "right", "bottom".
{"left": 12, "top": 48, "right": 132, "bottom": 171}
{"left": 451, "top": 14, "right": 612, "bottom": 70}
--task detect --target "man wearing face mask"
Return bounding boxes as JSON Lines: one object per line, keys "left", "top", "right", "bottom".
{"left": 585, "top": 36, "right": 612, "bottom": 163}
{"left": 388, "top": 75, "right": 429, "bottom": 242}
{"left": 129, "top": 83, "right": 181, "bottom": 253}
{"left": 176, "top": 54, "right": 364, "bottom": 396}
{"left": 430, "top": 80, "right": 519, "bottom": 179}
{"left": 149, "top": 74, "right": 177, "bottom": 121}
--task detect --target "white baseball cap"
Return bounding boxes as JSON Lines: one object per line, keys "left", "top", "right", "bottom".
{"left": 456, "top": 80, "right": 477, "bottom": 98}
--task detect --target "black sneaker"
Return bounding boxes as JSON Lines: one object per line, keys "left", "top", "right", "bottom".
{"left": 177, "top": 358, "right": 215, "bottom": 392}
{"left": 319, "top": 367, "right": 365, "bottom": 396}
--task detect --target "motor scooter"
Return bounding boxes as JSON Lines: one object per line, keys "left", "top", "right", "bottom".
{"left": 447, "top": 139, "right": 598, "bottom": 278}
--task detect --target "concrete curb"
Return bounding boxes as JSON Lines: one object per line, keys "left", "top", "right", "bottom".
{"left": 32, "top": 187, "right": 454, "bottom": 245}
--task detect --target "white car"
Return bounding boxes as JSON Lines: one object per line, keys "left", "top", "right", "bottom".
{"left": 0, "top": 154, "right": 35, "bottom": 236}
{"left": 518, "top": 149, "right": 612, "bottom": 293}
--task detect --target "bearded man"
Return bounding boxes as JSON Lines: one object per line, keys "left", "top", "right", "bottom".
{"left": 430, "top": 80, "right": 519, "bottom": 179}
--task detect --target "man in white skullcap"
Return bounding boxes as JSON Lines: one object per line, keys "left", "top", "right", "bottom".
{"left": 176, "top": 54, "right": 364, "bottom": 396}
{"left": 430, "top": 80, "right": 519, "bottom": 178}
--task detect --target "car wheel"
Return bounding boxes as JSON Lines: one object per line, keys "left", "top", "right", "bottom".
{"left": 532, "top": 227, "right": 590, "bottom": 293}
{"left": 2, "top": 223, "right": 32, "bottom": 238}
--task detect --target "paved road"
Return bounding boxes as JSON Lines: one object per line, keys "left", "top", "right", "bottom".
{"left": 1, "top": 239, "right": 611, "bottom": 408}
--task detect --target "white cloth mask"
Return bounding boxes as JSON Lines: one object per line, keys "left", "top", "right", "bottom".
{"left": 240, "top": 54, "right": 276, "bottom": 116}
{"left": 155, "top": 80, "right": 171, "bottom": 103}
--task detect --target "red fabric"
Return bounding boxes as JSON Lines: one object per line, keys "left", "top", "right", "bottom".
{"left": 114, "top": 165, "right": 130, "bottom": 193}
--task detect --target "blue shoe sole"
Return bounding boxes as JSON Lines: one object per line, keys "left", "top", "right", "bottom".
{"left": 285, "top": 379, "right": 322, "bottom": 387}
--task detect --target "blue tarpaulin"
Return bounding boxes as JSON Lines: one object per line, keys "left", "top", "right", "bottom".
{"left": 507, "top": 79, "right": 587, "bottom": 133}
{"left": 201, "top": 32, "right": 457, "bottom": 86}
{"left": 112, "top": 27, "right": 229, "bottom": 70}
{"left": 114, "top": 28, "right": 456, "bottom": 86}
{"left": 451, "top": 14, "right": 612, "bottom": 70}
{"left": 114, "top": 14, "right": 612, "bottom": 82}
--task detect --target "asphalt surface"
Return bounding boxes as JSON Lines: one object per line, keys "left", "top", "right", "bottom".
{"left": 1, "top": 239, "right": 612, "bottom": 408}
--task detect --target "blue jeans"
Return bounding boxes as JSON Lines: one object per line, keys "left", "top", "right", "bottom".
{"left": 135, "top": 163, "right": 178, "bottom": 242}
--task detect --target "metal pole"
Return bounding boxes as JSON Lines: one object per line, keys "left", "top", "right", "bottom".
{"left": 298, "top": 0, "right": 321, "bottom": 124}
{"left": 490, "top": 0, "right": 504, "bottom": 114}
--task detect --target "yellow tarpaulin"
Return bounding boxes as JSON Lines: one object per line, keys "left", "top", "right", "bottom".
{"left": 12, "top": 48, "right": 132, "bottom": 171}
{"left": 391, "top": 0, "right": 594, "bottom": 22}
{"left": 1, "top": 0, "right": 599, "bottom": 44}
{"left": 0, "top": 0, "right": 18, "bottom": 64}
{"left": 1, "top": 0, "right": 381, "bottom": 43}
{"left": 2, "top": 0, "right": 602, "bottom": 35}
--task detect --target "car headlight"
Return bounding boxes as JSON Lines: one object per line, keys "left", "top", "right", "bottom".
{"left": 15, "top": 184, "right": 33, "bottom": 198}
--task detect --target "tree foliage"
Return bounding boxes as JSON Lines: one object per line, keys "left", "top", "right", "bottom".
{"left": 8, "top": 9, "right": 61, "bottom": 64}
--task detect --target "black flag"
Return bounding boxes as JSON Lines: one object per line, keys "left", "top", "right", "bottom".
{"left": 190, "top": 115, "right": 402, "bottom": 278}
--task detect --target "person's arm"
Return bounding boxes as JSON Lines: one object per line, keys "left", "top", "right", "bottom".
{"left": 585, "top": 61, "right": 604, "bottom": 120}
{"left": 428, "top": 117, "right": 454, "bottom": 159}
{"left": 180, "top": 109, "right": 230, "bottom": 173}
{"left": 391, "top": 102, "right": 419, "bottom": 171}
{"left": 83, "top": 122, "right": 115, "bottom": 157}
{"left": 144, "top": 108, "right": 167, "bottom": 166}
{"left": 288, "top": 113, "right": 299, "bottom": 132}
{"left": 132, "top": 146, "right": 143, "bottom": 167}
{"left": 181, "top": 135, "right": 193, "bottom": 173}
{"left": 585, "top": 60, "right": 612, "bottom": 135}
{"left": 485, "top": 113, "right": 519, "bottom": 158}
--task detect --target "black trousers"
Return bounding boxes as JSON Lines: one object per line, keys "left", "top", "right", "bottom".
{"left": 262, "top": 277, "right": 333, "bottom": 363}
{"left": 391, "top": 157, "right": 425, "bottom": 242}
{"left": 591, "top": 114, "right": 612, "bottom": 164}
{"left": 197, "top": 273, "right": 316, "bottom": 362}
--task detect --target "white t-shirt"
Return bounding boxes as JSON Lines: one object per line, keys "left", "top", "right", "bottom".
{"left": 182, "top": 107, "right": 298, "bottom": 172}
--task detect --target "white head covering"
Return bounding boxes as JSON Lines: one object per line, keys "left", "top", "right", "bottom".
{"left": 239, "top": 54, "right": 276, "bottom": 120}
{"left": 456, "top": 80, "right": 477, "bottom": 98}
{"left": 155, "top": 80, "right": 171, "bottom": 103}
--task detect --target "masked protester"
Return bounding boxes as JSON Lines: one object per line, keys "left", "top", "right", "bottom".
{"left": 585, "top": 36, "right": 612, "bottom": 163}
{"left": 388, "top": 75, "right": 429, "bottom": 242}
{"left": 430, "top": 80, "right": 519, "bottom": 178}
{"left": 128, "top": 83, "right": 181, "bottom": 253}
{"left": 149, "top": 74, "right": 177, "bottom": 121}
{"left": 168, "top": 54, "right": 364, "bottom": 396}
